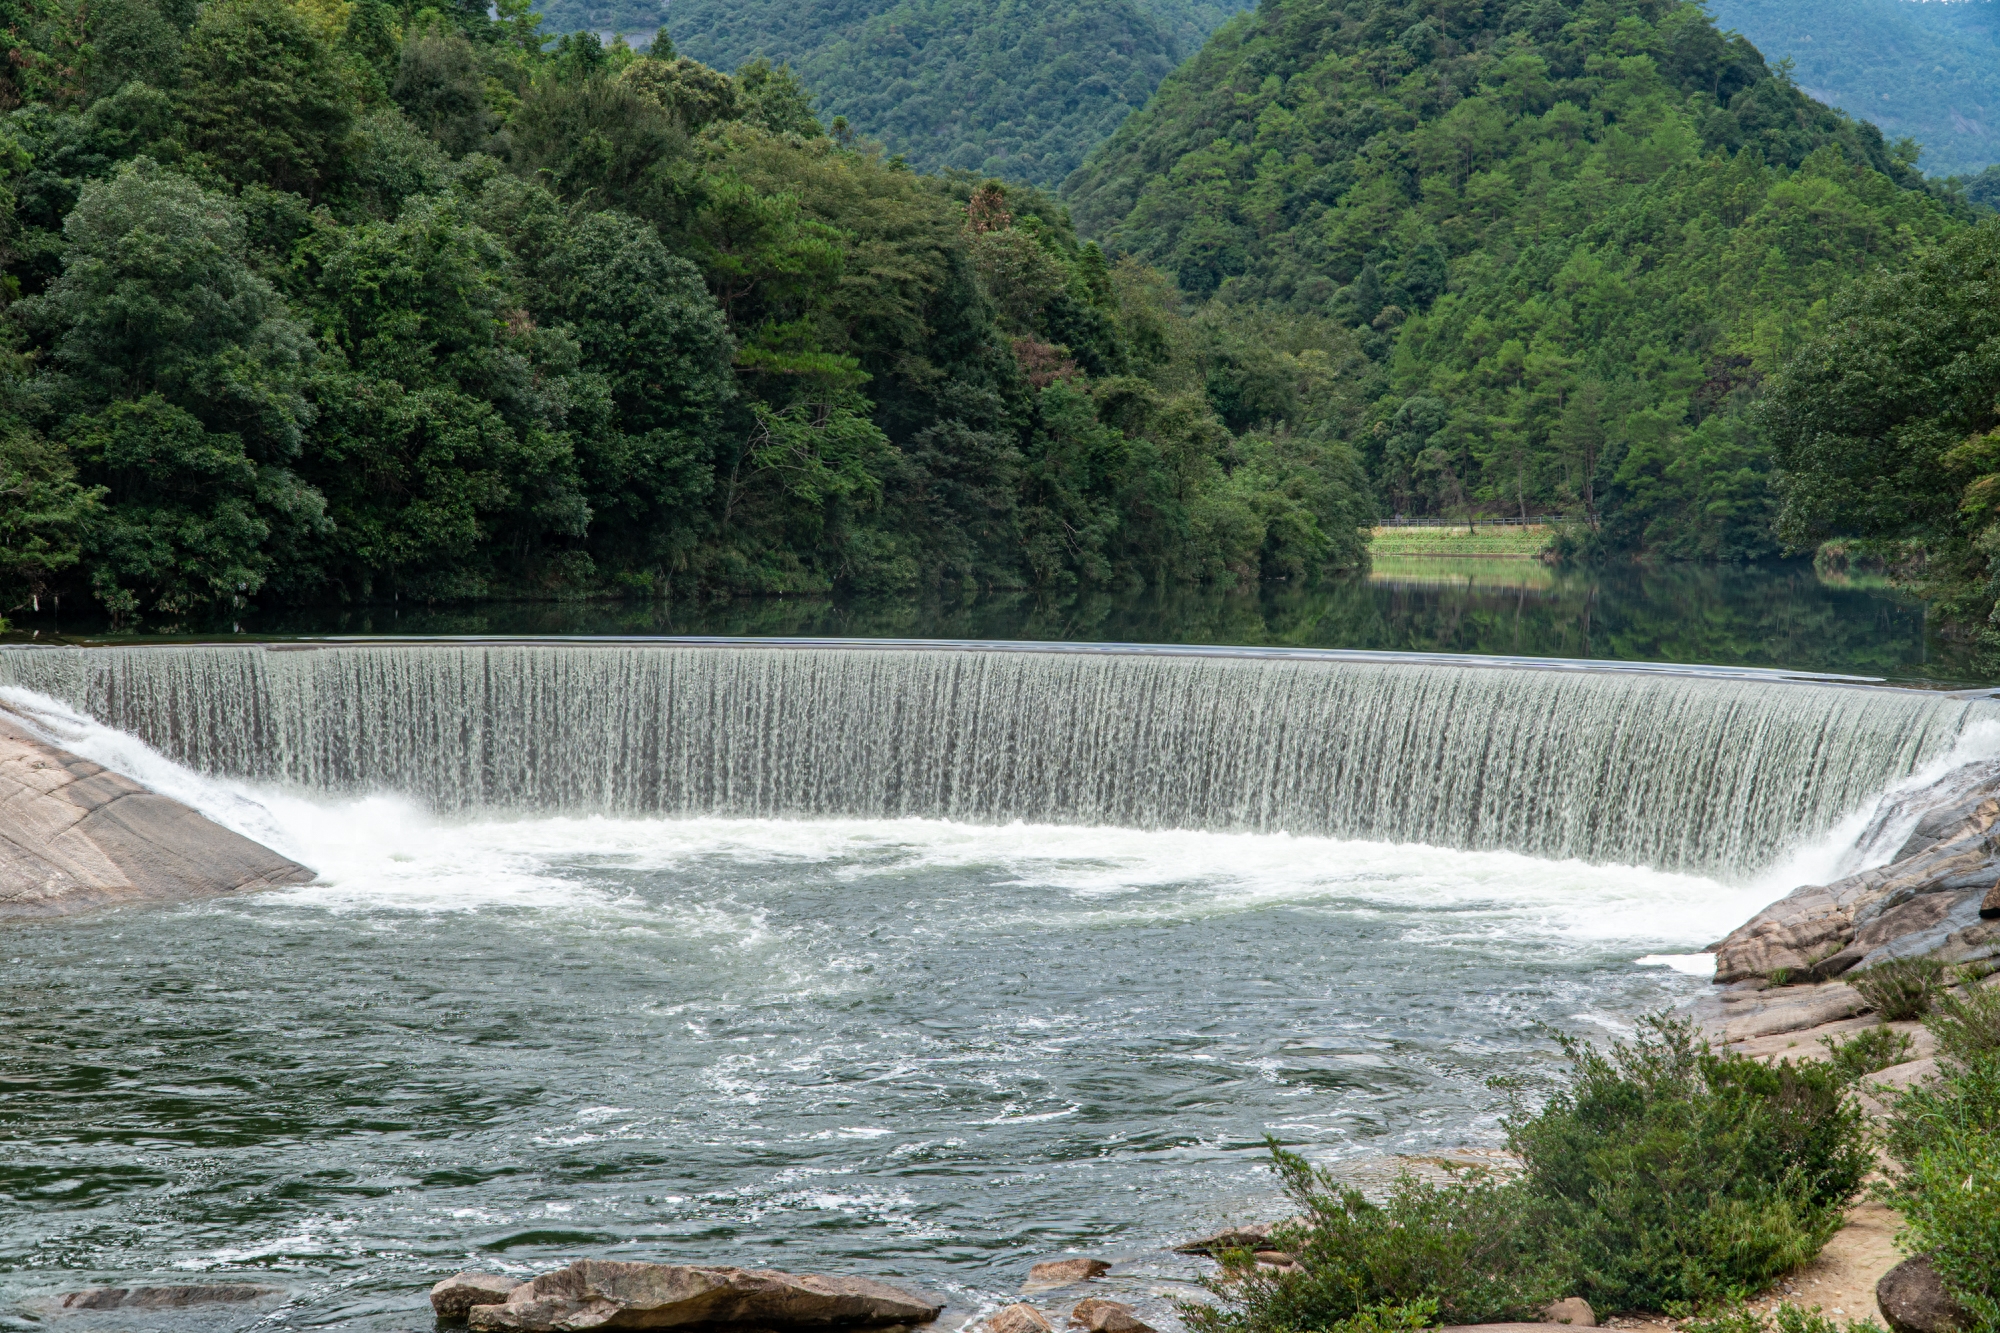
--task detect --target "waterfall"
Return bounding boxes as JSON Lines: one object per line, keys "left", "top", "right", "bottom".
{"left": 0, "top": 641, "right": 1986, "bottom": 876}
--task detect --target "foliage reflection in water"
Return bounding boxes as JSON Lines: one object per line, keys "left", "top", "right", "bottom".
{"left": 6, "top": 558, "right": 1977, "bottom": 685}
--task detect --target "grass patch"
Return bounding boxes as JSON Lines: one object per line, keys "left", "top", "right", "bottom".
{"left": 1880, "top": 981, "right": 2000, "bottom": 1333}
{"left": 1850, "top": 957, "right": 1947, "bottom": 1020}
{"left": 1368, "top": 525, "right": 1552, "bottom": 557}
{"left": 1182, "top": 1016, "right": 1869, "bottom": 1331}
{"left": 1678, "top": 1302, "right": 1884, "bottom": 1333}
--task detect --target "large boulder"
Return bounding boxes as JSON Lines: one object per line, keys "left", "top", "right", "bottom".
{"left": 1878, "top": 1256, "right": 1971, "bottom": 1333}
{"left": 0, "top": 710, "right": 314, "bottom": 916}
{"left": 466, "top": 1262, "right": 943, "bottom": 1333}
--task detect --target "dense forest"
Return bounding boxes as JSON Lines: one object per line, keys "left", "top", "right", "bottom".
{"left": 657, "top": 0, "right": 1253, "bottom": 186}
{"left": 1064, "top": 0, "right": 1980, "bottom": 560}
{"left": 0, "top": 0, "right": 1380, "bottom": 626}
{"left": 1705, "top": 0, "right": 2000, "bottom": 179}
{"left": 7, "top": 0, "right": 2000, "bottom": 638}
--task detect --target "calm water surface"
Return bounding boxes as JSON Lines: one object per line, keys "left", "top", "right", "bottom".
{"left": 5, "top": 558, "right": 1986, "bottom": 685}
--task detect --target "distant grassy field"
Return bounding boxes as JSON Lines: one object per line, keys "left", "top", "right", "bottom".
{"left": 1367, "top": 556, "right": 1557, "bottom": 590}
{"left": 1369, "top": 524, "right": 1553, "bottom": 557}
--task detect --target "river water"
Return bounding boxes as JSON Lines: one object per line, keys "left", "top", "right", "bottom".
{"left": 4, "top": 658, "right": 1977, "bottom": 1332}
{"left": 3, "top": 604, "right": 1984, "bottom": 1328}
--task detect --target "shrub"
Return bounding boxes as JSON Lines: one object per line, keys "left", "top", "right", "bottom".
{"left": 1509, "top": 1015, "right": 1869, "bottom": 1309}
{"left": 1178, "top": 1147, "right": 1563, "bottom": 1333}
{"left": 1880, "top": 995, "right": 2000, "bottom": 1333}
{"left": 1679, "top": 1302, "right": 1886, "bottom": 1333}
{"left": 1849, "top": 957, "right": 1947, "bottom": 1020}
{"left": 1819, "top": 1025, "right": 1914, "bottom": 1081}
{"left": 1185, "top": 1016, "right": 1872, "bottom": 1333}
{"left": 1928, "top": 980, "right": 2000, "bottom": 1064}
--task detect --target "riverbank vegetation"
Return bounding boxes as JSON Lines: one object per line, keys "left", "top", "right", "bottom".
{"left": 0, "top": 0, "right": 1381, "bottom": 628}
{"left": 1184, "top": 1016, "right": 1870, "bottom": 1325}
{"left": 1880, "top": 981, "right": 2000, "bottom": 1332}
{"left": 1062, "top": 0, "right": 1976, "bottom": 566}
{"left": 8, "top": 0, "right": 2000, "bottom": 637}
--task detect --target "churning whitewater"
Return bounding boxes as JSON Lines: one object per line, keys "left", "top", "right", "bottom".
{"left": 0, "top": 643, "right": 1994, "bottom": 1331}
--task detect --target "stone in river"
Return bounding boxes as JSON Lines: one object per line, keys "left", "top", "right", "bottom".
{"left": 1174, "top": 1223, "right": 1278, "bottom": 1255}
{"left": 1877, "top": 1256, "right": 1970, "bottom": 1333}
{"left": 1023, "top": 1260, "right": 1110, "bottom": 1291}
{"left": 1070, "top": 1299, "right": 1154, "bottom": 1333}
{"left": 466, "top": 1261, "right": 943, "bottom": 1332}
{"left": 1543, "top": 1298, "right": 1596, "bottom": 1327}
{"left": 985, "top": 1305, "right": 1056, "bottom": 1333}
{"left": 433, "top": 1272, "right": 525, "bottom": 1318}
{"left": 58, "top": 1285, "right": 281, "bottom": 1309}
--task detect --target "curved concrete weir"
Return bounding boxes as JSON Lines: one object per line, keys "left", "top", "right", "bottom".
{"left": 0, "top": 638, "right": 1990, "bottom": 878}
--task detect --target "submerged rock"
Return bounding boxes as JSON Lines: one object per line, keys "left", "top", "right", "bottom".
{"left": 0, "top": 709, "right": 314, "bottom": 917}
{"left": 465, "top": 1261, "right": 943, "bottom": 1332}
{"left": 983, "top": 1305, "right": 1055, "bottom": 1333}
{"left": 58, "top": 1285, "right": 281, "bottom": 1309}
{"left": 1070, "top": 1299, "right": 1153, "bottom": 1333}
{"left": 1174, "top": 1222, "right": 1279, "bottom": 1255}
{"left": 1877, "top": 1256, "right": 1971, "bottom": 1333}
{"left": 1023, "top": 1260, "right": 1110, "bottom": 1291}
{"left": 433, "top": 1272, "right": 524, "bottom": 1319}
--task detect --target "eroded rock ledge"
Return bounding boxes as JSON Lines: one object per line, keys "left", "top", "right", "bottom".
{"left": 1713, "top": 762, "right": 2000, "bottom": 985}
{"left": 0, "top": 708, "right": 314, "bottom": 917}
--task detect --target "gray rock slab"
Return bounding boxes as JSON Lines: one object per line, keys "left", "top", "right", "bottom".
{"left": 0, "top": 710, "right": 314, "bottom": 918}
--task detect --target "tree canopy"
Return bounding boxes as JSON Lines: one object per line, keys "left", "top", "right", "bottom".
{"left": 1064, "top": 0, "right": 1971, "bottom": 559}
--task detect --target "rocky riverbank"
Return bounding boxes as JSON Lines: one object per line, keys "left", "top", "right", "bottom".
{"left": 0, "top": 705, "right": 314, "bottom": 916}
{"left": 1712, "top": 761, "right": 2000, "bottom": 985}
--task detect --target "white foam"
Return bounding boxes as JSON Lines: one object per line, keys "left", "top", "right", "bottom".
{"left": 0, "top": 685, "right": 1832, "bottom": 956}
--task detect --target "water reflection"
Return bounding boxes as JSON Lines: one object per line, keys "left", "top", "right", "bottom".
{"left": 7, "top": 559, "right": 1987, "bottom": 686}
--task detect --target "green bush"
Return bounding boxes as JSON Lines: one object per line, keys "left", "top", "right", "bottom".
{"left": 1819, "top": 1025, "right": 1914, "bottom": 1081}
{"left": 1849, "top": 957, "right": 1947, "bottom": 1021}
{"left": 1184, "top": 1016, "right": 1871, "bottom": 1332}
{"left": 1928, "top": 981, "right": 2000, "bottom": 1064}
{"left": 1678, "top": 1301, "right": 1885, "bottom": 1333}
{"left": 1880, "top": 992, "right": 2000, "bottom": 1333}
{"left": 1179, "top": 1148, "right": 1563, "bottom": 1333}
{"left": 1511, "top": 1016, "right": 1869, "bottom": 1309}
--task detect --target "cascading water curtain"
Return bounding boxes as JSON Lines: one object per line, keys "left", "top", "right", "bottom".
{"left": 0, "top": 642, "right": 1986, "bottom": 878}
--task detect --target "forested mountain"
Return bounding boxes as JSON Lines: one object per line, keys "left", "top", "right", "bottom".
{"left": 0, "top": 0, "right": 1381, "bottom": 629}
{"left": 1703, "top": 0, "right": 2000, "bottom": 178}
{"left": 657, "top": 0, "right": 1254, "bottom": 185}
{"left": 1065, "top": 0, "right": 1971, "bottom": 559}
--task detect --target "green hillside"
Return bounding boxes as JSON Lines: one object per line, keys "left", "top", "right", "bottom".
{"left": 655, "top": 0, "right": 1255, "bottom": 184}
{"left": 1064, "top": 0, "right": 1969, "bottom": 558}
{"left": 1704, "top": 0, "right": 2000, "bottom": 178}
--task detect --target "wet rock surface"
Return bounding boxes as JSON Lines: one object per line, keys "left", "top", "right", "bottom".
{"left": 1174, "top": 1222, "right": 1278, "bottom": 1255}
{"left": 462, "top": 1262, "right": 944, "bottom": 1333}
{"left": 56, "top": 1285, "right": 281, "bottom": 1309}
{"left": 983, "top": 1305, "right": 1055, "bottom": 1333}
{"left": 433, "top": 1272, "right": 525, "bottom": 1319}
{"left": 1713, "top": 763, "right": 2000, "bottom": 985}
{"left": 1023, "top": 1260, "right": 1110, "bottom": 1292}
{"left": 1069, "top": 1299, "right": 1153, "bottom": 1333}
{"left": 0, "top": 709, "right": 314, "bottom": 917}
